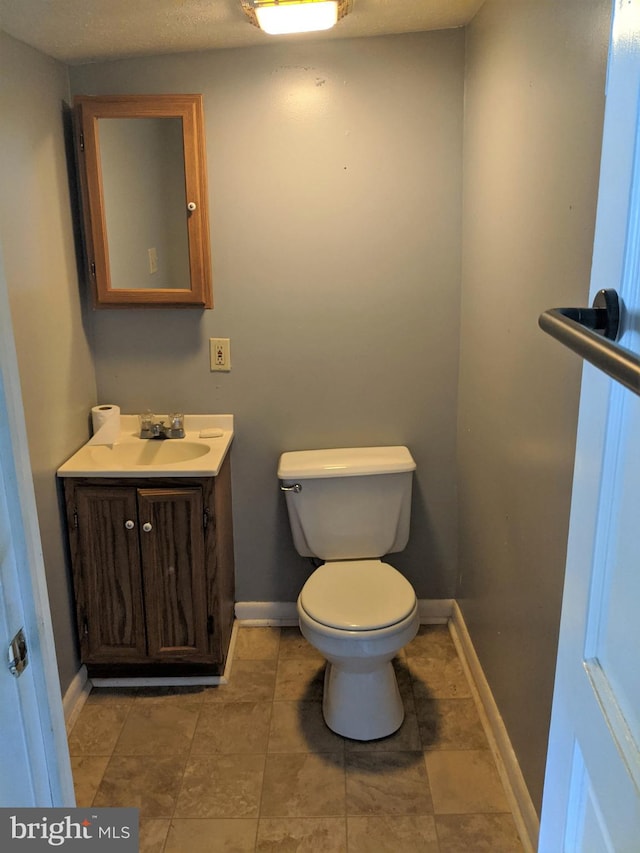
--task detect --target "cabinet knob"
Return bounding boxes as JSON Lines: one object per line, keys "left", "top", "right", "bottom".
{"left": 187, "top": 201, "right": 197, "bottom": 212}
{"left": 124, "top": 520, "right": 135, "bottom": 530}
{"left": 142, "top": 522, "right": 153, "bottom": 533}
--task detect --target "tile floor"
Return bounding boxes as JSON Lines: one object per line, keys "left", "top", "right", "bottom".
{"left": 68, "top": 624, "right": 526, "bottom": 852}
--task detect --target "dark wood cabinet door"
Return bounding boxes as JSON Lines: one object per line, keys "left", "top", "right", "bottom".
{"left": 137, "top": 488, "right": 210, "bottom": 660}
{"left": 74, "top": 486, "right": 147, "bottom": 662}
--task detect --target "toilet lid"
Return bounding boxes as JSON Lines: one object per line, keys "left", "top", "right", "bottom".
{"left": 299, "top": 560, "right": 416, "bottom": 631}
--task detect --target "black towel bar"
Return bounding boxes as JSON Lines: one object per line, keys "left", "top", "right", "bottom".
{"left": 538, "top": 289, "right": 640, "bottom": 397}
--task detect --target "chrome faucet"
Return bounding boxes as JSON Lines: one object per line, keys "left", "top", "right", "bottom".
{"left": 139, "top": 413, "right": 185, "bottom": 439}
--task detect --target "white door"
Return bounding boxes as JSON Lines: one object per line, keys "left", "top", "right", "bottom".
{"left": 0, "top": 247, "right": 75, "bottom": 806}
{"left": 538, "top": 1, "right": 640, "bottom": 849}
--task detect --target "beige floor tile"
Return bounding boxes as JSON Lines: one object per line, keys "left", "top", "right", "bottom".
{"left": 114, "top": 702, "right": 201, "bottom": 755}
{"left": 274, "top": 657, "right": 325, "bottom": 701}
{"left": 425, "top": 750, "right": 510, "bottom": 814}
{"left": 409, "top": 656, "right": 472, "bottom": 700}
{"left": 261, "top": 753, "right": 346, "bottom": 817}
{"left": 203, "top": 659, "right": 277, "bottom": 703}
{"left": 346, "top": 752, "right": 433, "bottom": 816}
{"left": 175, "top": 754, "right": 265, "bottom": 819}
{"left": 164, "top": 818, "right": 258, "bottom": 852}
{"left": 235, "top": 627, "right": 281, "bottom": 660}
{"left": 191, "top": 701, "right": 272, "bottom": 754}
{"left": 416, "top": 698, "right": 488, "bottom": 751}
{"left": 134, "top": 686, "right": 206, "bottom": 706}
{"left": 70, "top": 620, "right": 526, "bottom": 852}
{"left": 406, "top": 625, "right": 455, "bottom": 660}
{"left": 68, "top": 705, "right": 130, "bottom": 756}
{"left": 139, "top": 819, "right": 170, "bottom": 853}
{"left": 268, "top": 701, "right": 345, "bottom": 753}
{"left": 256, "top": 817, "right": 347, "bottom": 852}
{"left": 347, "top": 815, "right": 439, "bottom": 852}
{"left": 278, "top": 627, "right": 325, "bottom": 661}
{"left": 436, "top": 813, "right": 525, "bottom": 852}
{"left": 70, "top": 755, "right": 110, "bottom": 806}
{"left": 94, "top": 754, "right": 186, "bottom": 818}
{"left": 85, "top": 687, "right": 138, "bottom": 705}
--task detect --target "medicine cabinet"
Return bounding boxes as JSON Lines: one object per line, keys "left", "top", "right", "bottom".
{"left": 74, "top": 94, "right": 213, "bottom": 308}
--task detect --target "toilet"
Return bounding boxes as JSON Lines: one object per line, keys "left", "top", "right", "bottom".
{"left": 278, "top": 446, "right": 419, "bottom": 741}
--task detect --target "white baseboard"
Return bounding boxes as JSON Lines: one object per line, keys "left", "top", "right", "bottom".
{"left": 235, "top": 599, "right": 455, "bottom": 626}
{"left": 90, "top": 675, "right": 228, "bottom": 687}
{"left": 67, "top": 624, "right": 241, "bottom": 694}
{"left": 91, "top": 623, "right": 240, "bottom": 688}
{"left": 235, "top": 601, "right": 299, "bottom": 625}
{"left": 63, "top": 601, "right": 453, "bottom": 700}
{"left": 417, "top": 598, "right": 454, "bottom": 623}
{"left": 62, "top": 664, "right": 90, "bottom": 733}
{"left": 449, "top": 601, "right": 539, "bottom": 853}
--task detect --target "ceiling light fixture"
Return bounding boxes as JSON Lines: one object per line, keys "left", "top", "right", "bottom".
{"left": 241, "top": 0, "right": 352, "bottom": 36}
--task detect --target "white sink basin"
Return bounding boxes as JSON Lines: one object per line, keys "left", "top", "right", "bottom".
{"left": 89, "top": 440, "right": 210, "bottom": 467}
{"left": 57, "top": 415, "right": 234, "bottom": 477}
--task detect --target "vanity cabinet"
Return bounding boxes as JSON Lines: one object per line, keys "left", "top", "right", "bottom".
{"left": 62, "top": 455, "right": 234, "bottom": 678}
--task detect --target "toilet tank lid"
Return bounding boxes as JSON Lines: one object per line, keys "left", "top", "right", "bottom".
{"left": 278, "top": 446, "right": 416, "bottom": 479}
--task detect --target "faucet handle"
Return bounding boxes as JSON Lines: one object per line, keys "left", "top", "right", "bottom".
{"left": 168, "top": 412, "right": 184, "bottom": 432}
{"left": 139, "top": 410, "right": 156, "bottom": 438}
{"left": 139, "top": 411, "right": 154, "bottom": 429}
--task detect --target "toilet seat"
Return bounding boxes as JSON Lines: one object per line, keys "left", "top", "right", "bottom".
{"left": 299, "top": 559, "right": 416, "bottom": 631}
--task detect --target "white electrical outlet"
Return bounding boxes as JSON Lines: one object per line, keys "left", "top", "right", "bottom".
{"left": 210, "top": 338, "right": 231, "bottom": 372}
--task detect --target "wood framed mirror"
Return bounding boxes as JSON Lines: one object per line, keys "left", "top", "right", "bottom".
{"left": 74, "top": 94, "right": 212, "bottom": 308}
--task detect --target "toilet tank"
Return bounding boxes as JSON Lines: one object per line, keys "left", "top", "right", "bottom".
{"left": 277, "top": 446, "right": 416, "bottom": 561}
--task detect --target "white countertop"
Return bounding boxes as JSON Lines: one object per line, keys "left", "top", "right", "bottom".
{"left": 57, "top": 415, "right": 234, "bottom": 478}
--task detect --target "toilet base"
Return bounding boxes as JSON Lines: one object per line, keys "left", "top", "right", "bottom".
{"left": 322, "top": 660, "right": 404, "bottom": 740}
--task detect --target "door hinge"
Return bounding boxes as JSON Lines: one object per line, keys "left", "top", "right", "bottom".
{"left": 73, "top": 508, "right": 79, "bottom": 528}
{"left": 90, "top": 261, "right": 96, "bottom": 279}
{"left": 79, "top": 131, "right": 85, "bottom": 152}
{"left": 203, "top": 508, "right": 210, "bottom": 530}
{"left": 207, "top": 615, "right": 214, "bottom": 635}
{"left": 82, "top": 617, "right": 89, "bottom": 638}
{"left": 8, "top": 627, "right": 28, "bottom": 677}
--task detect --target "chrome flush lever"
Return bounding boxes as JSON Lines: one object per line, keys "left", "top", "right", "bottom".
{"left": 280, "top": 483, "right": 302, "bottom": 493}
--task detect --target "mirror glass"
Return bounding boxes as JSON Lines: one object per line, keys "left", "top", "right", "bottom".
{"left": 100, "top": 117, "right": 190, "bottom": 290}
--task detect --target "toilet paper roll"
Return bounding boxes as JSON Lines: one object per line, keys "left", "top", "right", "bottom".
{"left": 88, "top": 404, "right": 120, "bottom": 445}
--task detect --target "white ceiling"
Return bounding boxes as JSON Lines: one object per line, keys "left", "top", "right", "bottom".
{"left": 0, "top": 0, "right": 484, "bottom": 65}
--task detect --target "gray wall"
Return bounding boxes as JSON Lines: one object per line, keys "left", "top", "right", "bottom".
{"left": 70, "top": 31, "right": 465, "bottom": 603}
{"left": 0, "top": 32, "right": 97, "bottom": 692}
{"left": 458, "top": 0, "right": 610, "bottom": 813}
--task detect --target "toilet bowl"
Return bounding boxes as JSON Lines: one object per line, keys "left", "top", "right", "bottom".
{"left": 297, "top": 559, "right": 419, "bottom": 740}
{"left": 278, "top": 445, "right": 418, "bottom": 741}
